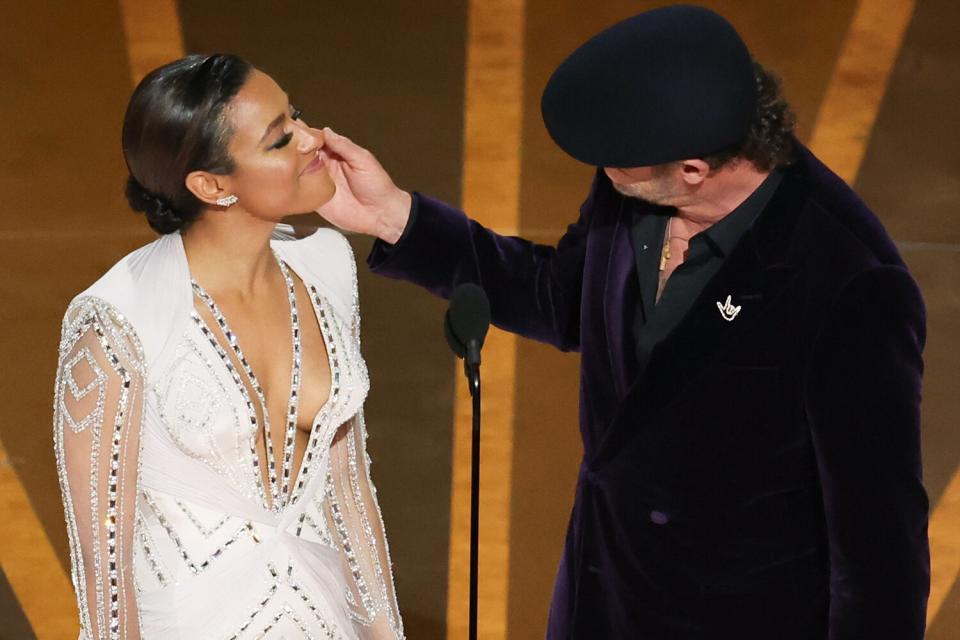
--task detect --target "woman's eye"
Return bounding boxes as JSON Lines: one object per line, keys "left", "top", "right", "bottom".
{"left": 269, "top": 132, "right": 293, "bottom": 150}
{"left": 291, "top": 107, "right": 302, "bottom": 121}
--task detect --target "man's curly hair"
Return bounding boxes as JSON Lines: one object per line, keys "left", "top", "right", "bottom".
{"left": 702, "top": 61, "right": 797, "bottom": 171}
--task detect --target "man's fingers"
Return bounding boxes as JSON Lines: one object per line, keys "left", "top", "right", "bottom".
{"left": 322, "top": 127, "right": 371, "bottom": 166}
{"left": 323, "top": 156, "right": 353, "bottom": 196}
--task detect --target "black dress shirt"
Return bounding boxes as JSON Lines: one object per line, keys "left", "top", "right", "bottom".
{"left": 628, "top": 170, "right": 784, "bottom": 371}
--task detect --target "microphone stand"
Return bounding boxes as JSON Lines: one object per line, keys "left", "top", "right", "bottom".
{"left": 444, "top": 283, "right": 489, "bottom": 640}
{"left": 466, "top": 340, "right": 481, "bottom": 640}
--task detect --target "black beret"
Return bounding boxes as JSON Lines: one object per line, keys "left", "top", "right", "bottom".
{"left": 541, "top": 5, "right": 756, "bottom": 168}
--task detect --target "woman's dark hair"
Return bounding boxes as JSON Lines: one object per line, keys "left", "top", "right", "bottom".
{"left": 702, "top": 61, "right": 797, "bottom": 172}
{"left": 122, "top": 54, "right": 253, "bottom": 234}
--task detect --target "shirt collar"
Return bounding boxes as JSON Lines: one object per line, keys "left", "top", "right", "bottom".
{"left": 697, "top": 169, "right": 784, "bottom": 257}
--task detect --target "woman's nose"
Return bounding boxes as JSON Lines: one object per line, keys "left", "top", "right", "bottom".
{"left": 295, "top": 120, "right": 322, "bottom": 153}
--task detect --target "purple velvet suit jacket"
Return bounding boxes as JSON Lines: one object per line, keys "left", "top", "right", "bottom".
{"left": 368, "top": 143, "right": 929, "bottom": 639}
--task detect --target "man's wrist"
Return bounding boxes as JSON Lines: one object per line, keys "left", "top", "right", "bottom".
{"left": 377, "top": 189, "right": 412, "bottom": 245}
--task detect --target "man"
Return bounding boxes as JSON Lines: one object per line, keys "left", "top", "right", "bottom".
{"left": 317, "top": 5, "right": 929, "bottom": 638}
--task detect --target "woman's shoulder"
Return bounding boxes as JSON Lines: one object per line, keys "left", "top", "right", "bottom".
{"left": 64, "top": 233, "right": 192, "bottom": 372}
{"left": 72, "top": 234, "right": 185, "bottom": 307}
{"left": 70, "top": 238, "right": 158, "bottom": 309}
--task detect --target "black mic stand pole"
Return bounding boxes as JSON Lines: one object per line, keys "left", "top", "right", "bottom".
{"left": 466, "top": 340, "right": 481, "bottom": 640}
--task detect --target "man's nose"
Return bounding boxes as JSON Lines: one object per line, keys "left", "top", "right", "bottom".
{"left": 603, "top": 167, "right": 622, "bottom": 182}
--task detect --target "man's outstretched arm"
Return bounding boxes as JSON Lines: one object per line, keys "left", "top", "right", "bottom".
{"left": 317, "top": 128, "right": 597, "bottom": 351}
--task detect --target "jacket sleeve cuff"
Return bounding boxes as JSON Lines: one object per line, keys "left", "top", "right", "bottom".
{"left": 367, "top": 191, "right": 421, "bottom": 271}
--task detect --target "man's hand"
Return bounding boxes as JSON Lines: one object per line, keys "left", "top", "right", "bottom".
{"left": 316, "top": 127, "right": 411, "bottom": 244}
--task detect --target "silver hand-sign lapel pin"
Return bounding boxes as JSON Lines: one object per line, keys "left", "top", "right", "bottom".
{"left": 716, "top": 295, "right": 741, "bottom": 322}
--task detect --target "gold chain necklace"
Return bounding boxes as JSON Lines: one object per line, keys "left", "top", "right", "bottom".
{"left": 659, "top": 218, "right": 672, "bottom": 271}
{"left": 659, "top": 217, "right": 693, "bottom": 271}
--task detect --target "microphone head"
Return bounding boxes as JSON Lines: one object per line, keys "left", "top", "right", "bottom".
{"left": 445, "top": 283, "right": 491, "bottom": 358}
{"left": 444, "top": 310, "right": 466, "bottom": 358}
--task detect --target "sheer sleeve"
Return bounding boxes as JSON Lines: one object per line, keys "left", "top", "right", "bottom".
{"left": 53, "top": 297, "right": 146, "bottom": 640}
{"left": 324, "top": 413, "right": 404, "bottom": 639}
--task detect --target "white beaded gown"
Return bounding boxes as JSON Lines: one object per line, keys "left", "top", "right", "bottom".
{"left": 52, "top": 227, "right": 404, "bottom": 639}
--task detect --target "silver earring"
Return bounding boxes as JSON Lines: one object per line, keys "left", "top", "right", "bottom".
{"left": 216, "top": 194, "right": 238, "bottom": 207}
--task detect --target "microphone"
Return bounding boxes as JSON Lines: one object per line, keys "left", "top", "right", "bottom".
{"left": 444, "top": 284, "right": 491, "bottom": 393}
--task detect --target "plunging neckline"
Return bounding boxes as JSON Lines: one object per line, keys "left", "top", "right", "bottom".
{"left": 189, "top": 253, "right": 335, "bottom": 513}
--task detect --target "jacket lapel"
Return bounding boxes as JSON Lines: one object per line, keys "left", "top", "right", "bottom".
{"left": 600, "top": 198, "right": 639, "bottom": 399}
{"left": 593, "top": 170, "right": 806, "bottom": 464}
{"left": 641, "top": 232, "right": 793, "bottom": 393}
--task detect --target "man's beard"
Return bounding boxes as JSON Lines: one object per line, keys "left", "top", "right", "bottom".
{"left": 611, "top": 179, "right": 677, "bottom": 206}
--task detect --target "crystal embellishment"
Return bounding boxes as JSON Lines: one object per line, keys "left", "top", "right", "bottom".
{"left": 191, "top": 252, "right": 303, "bottom": 512}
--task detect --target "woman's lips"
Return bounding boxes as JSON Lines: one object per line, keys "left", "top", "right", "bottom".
{"left": 301, "top": 150, "right": 325, "bottom": 176}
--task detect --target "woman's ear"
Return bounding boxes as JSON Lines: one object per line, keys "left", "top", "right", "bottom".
{"left": 185, "top": 171, "right": 232, "bottom": 207}
{"left": 678, "top": 159, "right": 711, "bottom": 186}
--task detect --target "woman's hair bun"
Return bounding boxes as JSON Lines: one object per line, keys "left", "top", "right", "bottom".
{"left": 125, "top": 176, "right": 185, "bottom": 235}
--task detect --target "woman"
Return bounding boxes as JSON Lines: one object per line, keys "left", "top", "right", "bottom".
{"left": 53, "top": 54, "right": 404, "bottom": 639}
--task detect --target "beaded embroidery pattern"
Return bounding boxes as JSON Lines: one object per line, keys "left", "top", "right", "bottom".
{"left": 183, "top": 245, "right": 398, "bottom": 635}
{"left": 54, "top": 297, "right": 146, "bottom": 639}
{"left": 190, "top": 253, "right": 304, "bottom": 512}
{"left": 154, "top": 339, "right": 250, "bottom": 493}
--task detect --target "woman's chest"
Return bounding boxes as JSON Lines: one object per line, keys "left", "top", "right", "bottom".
{"left": 203, "top": 282, "right": 333, "bottom": 433}
{"left": 147, "top": 286, "right": 363, "bottom": 491}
